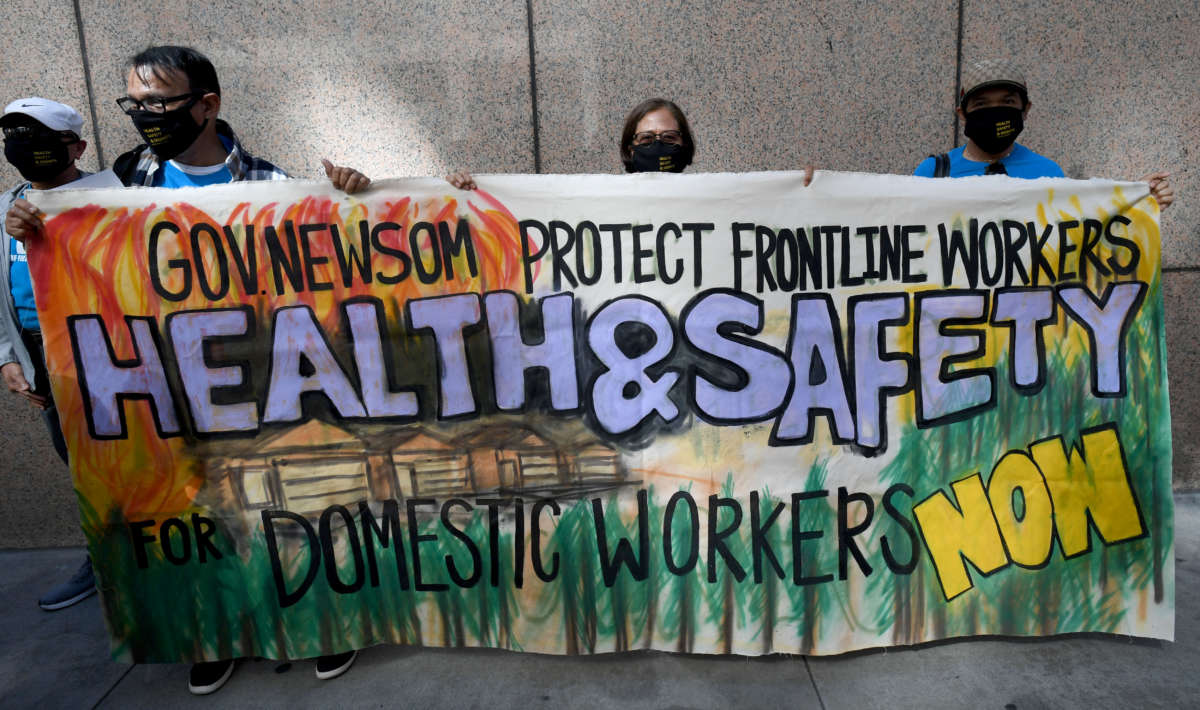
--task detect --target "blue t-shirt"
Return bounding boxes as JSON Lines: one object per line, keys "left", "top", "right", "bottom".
{"left": 151, "top": 135, "right": 235, "bottom": 188}
{"left": 153, "top": 159, "right": 233, "bottom": 188}
{"left": 8, "top": 230, "right": 37, "bottom": 330}
{"left": 914, "top": 143, "right": 1065, "bottom": 179}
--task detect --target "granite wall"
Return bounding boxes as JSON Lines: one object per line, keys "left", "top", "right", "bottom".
{"left": 0, "top": 0, "right": 1195, "bottom": 547}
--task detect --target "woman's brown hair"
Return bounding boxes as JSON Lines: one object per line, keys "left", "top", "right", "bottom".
{"left": 619, "top": 98, "right": 695, "bottom": 173}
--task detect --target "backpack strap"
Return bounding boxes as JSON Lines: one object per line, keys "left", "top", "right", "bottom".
{"left": 930, "top": 152, "right": 951, "bottom": 178}
{"left": 111, "top": 148, "right": 145, "bottom": 186}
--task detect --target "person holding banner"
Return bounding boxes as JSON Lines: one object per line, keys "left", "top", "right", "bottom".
{"left": 446, "top": 97, "right": 697, "bottom": 189}
{"left": 3, "top": 46, "right": 368, "bottom": 696}
{"left": 0, "top": 97, "right": 98, "bottom": 613}
{"left": 447, "top": 97, "right": 813, "bottom": 188}
{"left": 915, "top": 58, "right": 1175, "bottom": 209}
{"left": 109, "top": 45, "right": 369, "bottom": 192}
{"left": 617, "top": 97, "right": 697, "bottom": 174}
{"left": 5, "top": 45, "right": 371, "bottom": 236}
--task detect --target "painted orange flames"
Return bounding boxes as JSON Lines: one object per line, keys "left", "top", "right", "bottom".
{"left": 29, "top": 187, "right": 530, "bottom": 531}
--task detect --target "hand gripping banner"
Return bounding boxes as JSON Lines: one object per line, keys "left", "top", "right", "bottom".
{"left": 27, "top": 171, "right": 1172, "bottom": 661}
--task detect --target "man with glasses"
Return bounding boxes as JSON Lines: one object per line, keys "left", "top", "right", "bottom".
{"left": 4, "top": 45, "right": 366, "bottom": 696}
{"left": 915, "top": 59, "right": 1174, "bottom": 209}
{"left": 0, "top": 98, "right": 98, "bottom": 613}
{"left": 5, "top": 45, "right": 368, "bottom": 235}
{"left": 111, "top": 46, "right": 365, "bottom": 190}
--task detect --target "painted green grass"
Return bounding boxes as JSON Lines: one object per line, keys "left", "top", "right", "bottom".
{"left": 869, "top": 276, "right": 1172, "bottom": 641}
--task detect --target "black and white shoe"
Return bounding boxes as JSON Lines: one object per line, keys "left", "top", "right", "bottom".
{"left": 188, "top": 659, "right": 236, "bottom": 695}
{"left": 315, "top": 650, "right": 358, "bottom": 680}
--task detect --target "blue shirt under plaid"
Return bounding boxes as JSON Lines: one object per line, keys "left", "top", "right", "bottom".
{"left": 123, "top": 120, "right": 288, "bottom": 186}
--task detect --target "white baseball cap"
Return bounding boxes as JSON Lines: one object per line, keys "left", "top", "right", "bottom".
{"left": 1, "top": 97, "right": 84, "bottom": 135}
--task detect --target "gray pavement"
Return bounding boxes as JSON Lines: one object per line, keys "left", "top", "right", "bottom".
{"left": 3, "top": 494, "right": 1198, "bottom": 710}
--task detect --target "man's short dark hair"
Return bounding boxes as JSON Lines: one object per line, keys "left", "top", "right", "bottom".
{"left": 619, "top": 98, "right": 695, "bottom": 173}
{"left": 128, "top": 46, "right": 221, "bottom": 97}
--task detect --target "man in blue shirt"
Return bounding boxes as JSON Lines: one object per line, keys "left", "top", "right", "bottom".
{"left": 915, "top": 59, "right": 1174, "bottom": 208}
{"left": 6, "top": 45, "right": 368, "bottom": 227}
{"left": 109, "top": 45, "right": 366, "bottom": 191}
{"left": 4, "top": 46, "right": 368, "bottom": 696}
{"left": 916, "top": 59, "right": 1066, "bottom": 179}
{"left": 0, "top": 97, "right": 97, "bottom": 613}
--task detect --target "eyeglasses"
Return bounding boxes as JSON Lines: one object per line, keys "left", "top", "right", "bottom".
{"left": 985, "top": 162, "right": 1008, "bottom": 175}
{"left": 116, "top": 92, "right": 203, "bottom": 114}
{"left": 631, "top": 130, "right": 683, "bottom": 146}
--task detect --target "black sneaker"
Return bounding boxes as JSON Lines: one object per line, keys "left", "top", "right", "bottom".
{"left": 188, "top": 659, "right": 236, "bottom": 695}
{"left": 38, "top": 557, "right": 96, "bottom": 611}
{"left": 314, "top": 650, "right": 357, "bottom": 680}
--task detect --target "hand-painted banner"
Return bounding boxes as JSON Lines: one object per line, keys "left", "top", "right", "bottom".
{"left": 28, "top": 171, "right": 1172, "bottom": 661}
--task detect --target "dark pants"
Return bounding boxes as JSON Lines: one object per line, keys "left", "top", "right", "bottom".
{"left": 20, "top": 329, "right": 68, "bottom": 464}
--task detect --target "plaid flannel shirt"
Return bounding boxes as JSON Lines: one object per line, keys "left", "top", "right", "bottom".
{"left": 119, "top": 119, "right": 289, "bottom": 186}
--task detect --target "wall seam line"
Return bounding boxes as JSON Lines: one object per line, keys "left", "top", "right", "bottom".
{"left": 525, "top": 0, "right": 542, "bottom": 173}
{"left": 952, "top": 0, "right": 964, "bottom": 149}
{"left": 71, "top": 0, "right": 105, "bottom": 168}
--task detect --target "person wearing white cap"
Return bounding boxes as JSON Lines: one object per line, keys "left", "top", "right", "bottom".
{"left": 915, "top": 59, "right": 1174, "bottom": 208}
{"left": 0, "top": 97, "right": 97, "bottom": 611}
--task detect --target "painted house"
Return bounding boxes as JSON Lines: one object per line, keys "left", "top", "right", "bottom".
{"left": 386, "top": 429, "right": 472, "bottom": 499}
{"left": 214, "top": 419, "right": 382, "bottom": 517}
{"left": 212, "top": 419, "right": 630, "bottom": 518}
{"left": 456, "top": 427, "right": 565, "bottom": 492}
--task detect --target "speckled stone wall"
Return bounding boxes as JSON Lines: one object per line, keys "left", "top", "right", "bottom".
{"left": 0, "top": 0, "right": 1195, "bottom": 547}
{"left": 531, "top": 0, "right": 959, "bottom": 175}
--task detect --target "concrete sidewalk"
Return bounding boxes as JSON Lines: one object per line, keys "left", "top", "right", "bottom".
{"left": 3, "top": 495, "right": 1198, "bottom": 710}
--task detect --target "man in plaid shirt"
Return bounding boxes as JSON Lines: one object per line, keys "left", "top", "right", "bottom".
{"left": 3, "top": 44, "right": 367, "bottom": 696}
{"left": 112, "top": 116, "right": 290, "bottom": 186}
{"left": 111, "top": 45, "right": 366, "bottom": 191}
{"left": 6, "top": 45, "right": 367, "bottom": 234}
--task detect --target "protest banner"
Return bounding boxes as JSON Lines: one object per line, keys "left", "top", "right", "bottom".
{"left": 27, "top": 171, "right": 1172, "bottom": 661}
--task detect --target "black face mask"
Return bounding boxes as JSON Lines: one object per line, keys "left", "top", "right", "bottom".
{"left": 128, "top": 100, "right": 207, "bottom": 160}
{"left": 630, "top": 141, "right": 686, "bottom": 173}
{"left": 4, "top": 134, "right": 73, "bottom": 183}
{"left": 964, "top": 105, "right": 1024, "bottom": 155}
